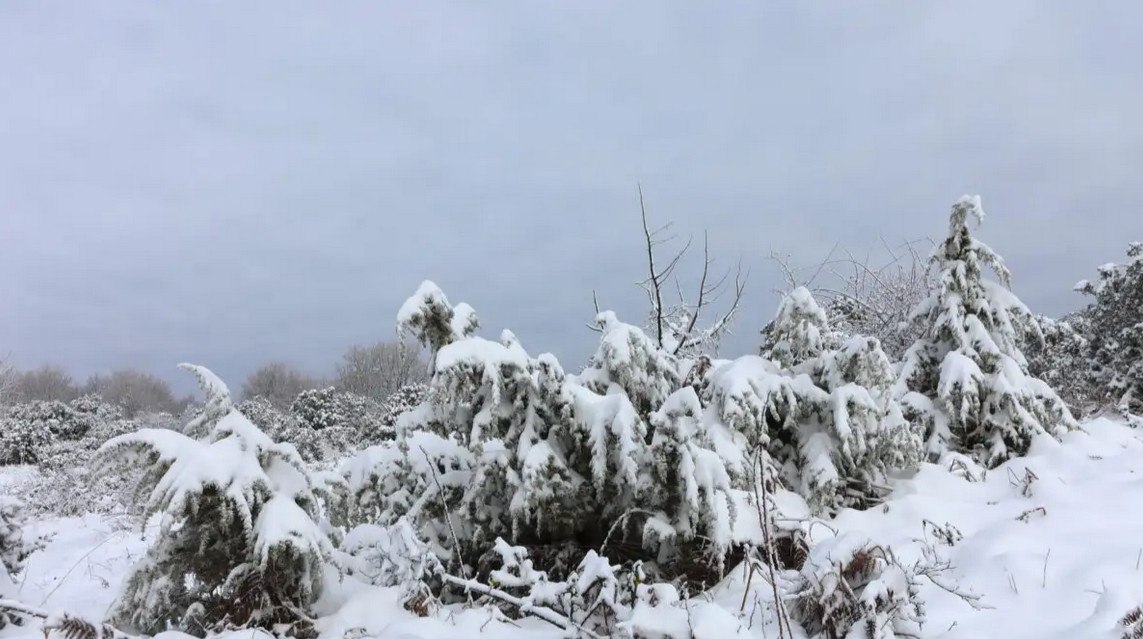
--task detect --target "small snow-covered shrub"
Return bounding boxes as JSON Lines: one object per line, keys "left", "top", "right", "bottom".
{"left": 790, "top": 541, "right": 924, "bottom": 639}
{"left": 280, "top": 422, "right": 359, "bottom": 463}
{"left": 99, "top": 364, "right": 333, "bottom": 637}
{"left": 22, "top": 437, "right": 144, "bottom": 519}
{"left": 291, "top": 387, "right": 367, "bottom": 431}
{"left": 7, "top": 400, "right": 83, "bottom": 439}
{"left": 1, "top": 496, "right": 49, "bottom": 629}
{"left": 708, "top": 288, "right": 921, "bottom": 514}
{"left": 376, "top": 382, "right": 428, "bottom": 431}
{"left": 69, "top": 394, "right": 125, "bottom": 433}
{"left": 0, "top": 417, "right": 54, "bottom": 465}
{"left": 241, "top": 395, "right": 362, "bottom": 463}
{"left": 0, "top": 495, "right": 46, "bottom": 579}
{"left": 238, "top": 396, "right": 291, "bottom": 437}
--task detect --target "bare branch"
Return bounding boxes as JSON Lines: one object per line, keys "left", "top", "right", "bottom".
{"left": 639, "top": 183, "right": 665, "bottom": 348}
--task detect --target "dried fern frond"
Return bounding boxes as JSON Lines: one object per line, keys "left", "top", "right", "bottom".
{"left": 42, "top": 613, "right": 136, "bottom": 639}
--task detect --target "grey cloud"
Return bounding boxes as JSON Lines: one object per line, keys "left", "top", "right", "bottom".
{"left": 2, "top": 1, "right": 1141, "bottom": 394}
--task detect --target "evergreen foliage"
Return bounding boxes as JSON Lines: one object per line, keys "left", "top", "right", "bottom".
{"left": 97, "top": 364, "right": 332, "bottom": 637}
{"left": 895, "top": 196, "right": 1075, "bottom": 466}
{"left": 1076, "top": 242, "right": 1143, "bottom": 419}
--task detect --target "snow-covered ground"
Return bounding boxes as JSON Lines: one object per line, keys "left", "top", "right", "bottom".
{"left": 3, "top": 418, "right": 1142, "bottom": 639}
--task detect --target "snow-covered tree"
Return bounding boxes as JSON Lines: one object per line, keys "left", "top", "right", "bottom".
{"left": 1026, "top": 314, "right": 1099, "bottom": 416}
{"left": 580, "top": 310, "right": 680, "bottom": 417}
{"left": 348, "top": 282, "right": 741, "bottom": 581}
{"left": 761, "top": 286, "right": 841, "bottom": 369}
{"left": 644, "top": 388, "right": 734, "bottom": 565}
{"left": 896, "top": 196, "right": 1074, "bottom": 466}
{"left": 714, "top": 288, "right": 919, "bottom": 512}
{"left": 240, "top": 362, "right": 320, "bottom": 410}
{"left": 334, "top": 341, "right": 428, "bottom": 403}
{"left": 1076, "top": 242, "right": 1143, "bottom": 419}
{"left": 98, "top": 364, "right": 332, "bottom": 637}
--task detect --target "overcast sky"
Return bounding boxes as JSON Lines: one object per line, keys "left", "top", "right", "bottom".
{"left": 2, "top": 2, "right": 1141, "bottom": 394}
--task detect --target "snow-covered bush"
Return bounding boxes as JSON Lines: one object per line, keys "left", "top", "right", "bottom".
{"left": 376, "top": 382, "right": 428, "bottom": 432}
{"left": 346, "top": 278, "right": 926, "bottom": 599}
{"left": 238, "top": 396, "right": 291, "bottom": 438}
{"left": 895, "top": 196, "right": 1075, "bottom": 466}
{"left": 0, "top": 496, "right": 44, "bottom": 583}
{"left": 790, "top": 539, "right": 924, "bottom": 639}
{"left": 344, "top": 281, "right": 742, "bottom": 584}
{"left": 69, "top": 394, "right": 125, "bottom": 435}
{"left": 761, "top": 286, "right": 841, "bottom": 368}
{"left": 240, "top": 395, "right": 365, "bottom": 463}
{"left": 1076, "top": 241, "right": 1143, "bottom": 419}
{"left": 0, "top": 496, "right": 49, "bottom": 629}
{"left": 291, "top": 387, "right": 367, "bottom": 431}
{"left": 98, "top": 364, "right": 333, "bottom": 637}
{"left": 0, "top": 417, "right": 54, "bottom": 465}
{"left": 6, "top": 400, "right": 84, "bottom": 440}
{"left": 644, "top": 387, "right": 735, "bottom": 569}
{"left": 711, "top": 288, "right": 920, "bottom": 513}
{"left": 5, "top": 398, "right": 145, "bottom": 518}
{"left": 1026, "top": 314, "right": 1099, "bottom": 416}
{"left": 580, "top": 310, "right": 680, "bottom": 416}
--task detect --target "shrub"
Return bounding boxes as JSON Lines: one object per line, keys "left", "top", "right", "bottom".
{"left": 7, "top": 400, "right": 84, "bottom": 440}
{"left": 0, "top": 417, "right": 54, "bottom": 465}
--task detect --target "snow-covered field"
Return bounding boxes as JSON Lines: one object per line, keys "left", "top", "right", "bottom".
{"left": 4, "top": 417, "right": 1140, "bottom": 639}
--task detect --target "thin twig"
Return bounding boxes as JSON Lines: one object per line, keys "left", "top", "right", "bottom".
{"left": 418, "top": 446, "right": 470, "bottom": 585}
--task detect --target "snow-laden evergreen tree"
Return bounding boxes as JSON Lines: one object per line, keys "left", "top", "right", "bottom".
{"left": 895, "top": 196, "right": 1075, "bottom": 466}
{"left": 386, "top": 282, "right": 580, "bottom": 561}
{"left": 712, "top": 287, "right": 919, "bottom": 512}
{"left": 1026, "top": 314, "right": 1098, "bottom": 416}
{"left": 347, "top": 281, "right": 738, "bottom": 580}
{"left": 644, "top": 387, "right": 734, "bottom": 566}
{"left": 818, "top": 335, "right": 922, "bottom": 507}
{"left": 98, "top": 364, "right": 333, "bottom": 637}
{"left": 580, "top": 310, "right": 680, "bottom": 417}
{"left": 761, "top": 286, "right": 841, "bottom": 368}
{"left": 1076, "top": 242, "right": 1143, "bottom": 420}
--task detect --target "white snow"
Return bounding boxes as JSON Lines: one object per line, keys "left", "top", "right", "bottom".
{"left": 396, "top": 281, "right": 451, "bottom": 329}
{"left": 5, "top": 413, "right": 1143, "bottom": 639}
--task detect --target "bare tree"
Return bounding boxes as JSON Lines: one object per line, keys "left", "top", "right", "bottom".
{"left": 11, "top": 365, "right": 79, "bottom": 403}
{"left": 239, "top": 362, "right": 322, "bottom": 410}
{"left": 0, "top": 358, "right": 16, "bottom": 403}
{"left": 84, "top": 369, "right": 184, "bottom": 417}
{"left": 334, "top": 340, "right": 429, "bottom": 402}
{"left": 768, "top": 237, "right": 935, "bottom": 359}
{"left": 592, "top": 185, "right": 747, "bottom": 357}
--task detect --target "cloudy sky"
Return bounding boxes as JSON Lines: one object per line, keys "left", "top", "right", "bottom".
{"left": 2, "top": 1, "right": 1141, "bottom": 393}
